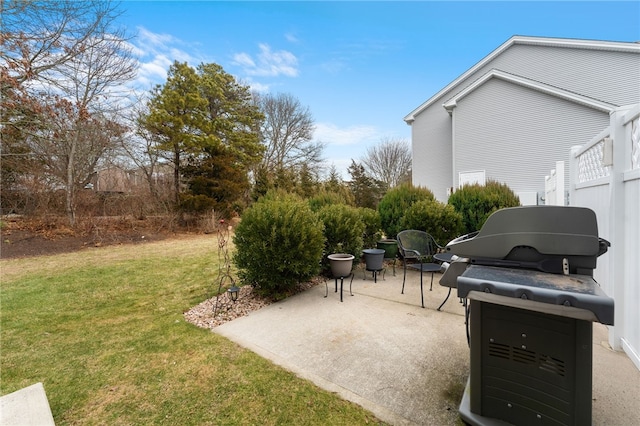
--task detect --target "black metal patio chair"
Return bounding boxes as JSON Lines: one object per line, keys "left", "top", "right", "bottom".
{"left": 397, "top": 230, "right": 447, "bottom": 309}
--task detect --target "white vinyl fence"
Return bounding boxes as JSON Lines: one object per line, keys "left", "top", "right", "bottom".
{"left": 544, "top": 161, "right": 566, "bottom": 206}
{"left": 567, "top": 104, "right": 640, "bottom": 370}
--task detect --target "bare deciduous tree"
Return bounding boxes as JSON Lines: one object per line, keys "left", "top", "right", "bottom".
{"left": 361, "top": 137, "right": 412, "bottom": 188}
{"left": 1, "top": 0, "right": 137, "bottom": 224}
{"left": 257, "top": 92, "right": 324, "bottom": 174}
{"left": 1, "top": 0, "right": 123, "bottom": 85}
{"left": 121, "top": 100, "right": 167, "bottom": 203}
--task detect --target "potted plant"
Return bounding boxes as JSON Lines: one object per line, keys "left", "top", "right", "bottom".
{"left": 327, "top": 253, "right": 355, "bottom": 278}
{"left": 362, "top": 248, "right": 385, "bottom": 271}
{"left": 376, "top": 238, "right": 398, "bottom": 260}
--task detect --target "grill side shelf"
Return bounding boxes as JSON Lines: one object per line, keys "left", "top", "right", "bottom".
{"left": 457, "top": 265, "right": 614, "bottom": 325}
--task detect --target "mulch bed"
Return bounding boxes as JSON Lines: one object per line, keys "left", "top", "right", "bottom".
{"left": 183, "top": 279, "right": 320, "bottom": 329}
{"left": 0, "top": 216, "right": 172, "bottom": 259}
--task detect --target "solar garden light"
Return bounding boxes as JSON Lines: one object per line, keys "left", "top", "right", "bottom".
{"left": 227, "top": 286, "right": 240, "bottom": 302}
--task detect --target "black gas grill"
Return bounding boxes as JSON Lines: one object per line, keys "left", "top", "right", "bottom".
{"left": 440, "top": 206, "right": 613, "bottom": 426}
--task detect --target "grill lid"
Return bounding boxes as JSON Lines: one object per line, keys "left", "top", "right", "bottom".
{"left": 444, "top": 206, "right": 609, "bottom": 275}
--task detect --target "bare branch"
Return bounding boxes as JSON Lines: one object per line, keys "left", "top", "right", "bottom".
{"left": 361, "top": 137, "right": 412, "bottom": 188}
{"left": 257, "top": 92, "right": 324, "bottom": 173}
{"left": 1, "top": 0, "right": 137, "bottom": 225}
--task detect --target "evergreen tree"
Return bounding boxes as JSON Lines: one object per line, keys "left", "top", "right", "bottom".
{"left": 181, "top": 144, "right": 250, "bottom": 217}
{"left": 296, "top": 163, "right": 318, "bottom": 198}
{"left": 323, "top": 165, "right": 355, "bottom": 205}
{"left": 347, "top": 160, "right": 386, "bottom": 209}
{"left": 141, "top": 61, "right": 264, "bottom": 215}
{"left": 143, "top": 62, "right": 208, "bottom": 206}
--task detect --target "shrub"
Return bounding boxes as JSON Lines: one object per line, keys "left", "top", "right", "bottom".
{"left": 359, "top": 207, "right": 382, "bottom": 249}
{"left": 317, "top": 204, "right": 364, "bottom": 271}
{"left": 377, "top": 183, "right": 435, "bottom": 238}
{"left": 401, "top": 199, "right": 465, "bottom": 246}
{"left": 308, "top": 190, "right": 345, "bottom": 212}
{"left": 448, "top": 180, "right": 521, "bottom": 234}
{"left": 233, "top": 192, "right": 325, "bottom": 298}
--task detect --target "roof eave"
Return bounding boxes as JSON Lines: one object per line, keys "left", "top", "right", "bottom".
{"left": 442, "top": 69, "right": 616, "bottom": 114}
{"left": 404, "top": 35, "right": 638, "bottom": 123}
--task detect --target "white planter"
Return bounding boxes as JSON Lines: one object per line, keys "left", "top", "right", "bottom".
{"left": 328, "top": 253, "right": 355, "bottom": 278}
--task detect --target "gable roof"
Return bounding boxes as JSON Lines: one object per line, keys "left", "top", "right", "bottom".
{"left": 404, "top": 35, "right": 640, "bottom": 123}
{"left": 441, "top": 69, "right": 617, "bottom": 115}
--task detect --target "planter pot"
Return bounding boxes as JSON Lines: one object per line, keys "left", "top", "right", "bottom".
{"left": 328, "top": 253, "right": 355, "bottom": 278}
{"left": 362, "top": 248, "right": 385, "bottom": 271}
{"left": 377, "top": 239, "right": 398, "bottom": 259}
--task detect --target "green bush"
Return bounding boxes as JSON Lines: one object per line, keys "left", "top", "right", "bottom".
{"left": 359, "top": 207, "right": 382, "bottom": 249}
{"left": 448, "top": 180, "right": 521, "bottom": 235}
{"left": 308, "top": 191, "right": 345, "bottom": 212}
{"left": 377, "top": 184, "right": 435, "bottom": 238}
{"left": 317, "top": 204, "right": 364, "bottom": 272}
{"left": 401, "top": 199, "right": 465, "bottom": 245}
{"left": 256, "top": 188, "right": 293, "bottom": 202}
{"left": 233, "top": 192, "right": 325, "bottom": 298}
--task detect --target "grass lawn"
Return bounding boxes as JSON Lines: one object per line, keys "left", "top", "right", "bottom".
{"left": 1, "top": 235, "right": 383, "bottom": 425}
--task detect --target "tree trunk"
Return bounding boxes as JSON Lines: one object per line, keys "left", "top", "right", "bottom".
{"left": 66, "top": 136, "right": 77, "bottom": 226}
{"left": 173, "top": 148, "right": 180, "bottom": 207}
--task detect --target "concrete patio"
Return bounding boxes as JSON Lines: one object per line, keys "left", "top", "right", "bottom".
{"left": 215, "top": 265, "right": 640, "bottom": 425}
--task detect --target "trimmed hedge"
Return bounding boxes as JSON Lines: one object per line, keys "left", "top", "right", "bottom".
{"left": 377, "top": 184, "right": 435, "bottom": 238}
{"left": 448, "top": 180, "right": 520, "bottom": 234}
{"left": 317, "top": 204, "right": 364, "bottom": 272}
{"left": 233, "top": 192, "right": 325, "bottom": 298}
{"left": 401, "top": 199, "right": 464, "bottom": 245}
{"left": 359, "top": 207, "right": 382, "bottom": 249}
{"left": 308, "top": 191, "right": 345, "bottom": 212}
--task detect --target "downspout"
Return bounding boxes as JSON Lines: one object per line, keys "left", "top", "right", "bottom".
{"left": 444, "top": 101, "right": 456, "bottom": 198}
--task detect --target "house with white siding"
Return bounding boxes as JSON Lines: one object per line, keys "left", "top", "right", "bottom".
{"left": 404, "top": 35, "right": 640, "bottom": 204}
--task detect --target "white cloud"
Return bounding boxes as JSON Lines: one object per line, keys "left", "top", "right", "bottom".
{"left": 168, "top": 47, "right": 195, "bottom": 63}
{"left": 285, "top": 32, "right": 299, "bottom": 43}
{"left": 128, "top": 53, "right": 173, "bottom": 91}
{"left": 313, "top": 122, "right": 385, "bottom": 179}
{"left": 124, "top": 39, "right": 146, "bottom": 58}
{"left": 314, "top": 122, "right": 378, "bottom": 146}
{"left": 128, "top": 26, "right": 206, "bottom": 91}
{"left": 137, "top": 27, "right": 177, "bottom": 48}
{"left": 232, "top": 52, "right": 256, "bottom": 68}
{"left": 314, "top": 122, "right": 382, "bottom": 179}
{"left": 247, "top": 81, "right": 271, "bottom": 93}
{"left": 233, "top": 43, "right": 298, "bottom": 77}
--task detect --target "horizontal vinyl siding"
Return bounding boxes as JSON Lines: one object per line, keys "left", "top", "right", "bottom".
{"left": 411, "top": 107, "right": 452, "bottom": 201}
{"left": 458, "top": 45, "right": 640, "bottom": 107}
{"left": 453, "top": 78, "right": 609, "bottom": 194}
{"left": 498, "top": 45, "right": 638, "bottom": 105}
{"left": 410, "top": 41, "right": 639, "bottom": 198}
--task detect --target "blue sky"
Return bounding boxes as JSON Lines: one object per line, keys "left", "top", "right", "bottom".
{"left": 117, "top": 1, "right": 640, "bottom": 179}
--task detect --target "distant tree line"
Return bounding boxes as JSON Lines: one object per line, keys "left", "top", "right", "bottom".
{"left": 0, "top": 0, "right": 412, "bottom": 228}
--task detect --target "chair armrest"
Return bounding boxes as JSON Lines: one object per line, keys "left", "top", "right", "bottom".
{"left": 401, "top": 248, "right": 421, "bottom": 259}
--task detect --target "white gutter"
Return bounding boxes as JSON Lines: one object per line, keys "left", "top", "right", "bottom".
{"left": 441, "top": 69, "right": 616, "bottom": 114}
{"left": 404, "top": 35, "right": 639, "bottom": 124}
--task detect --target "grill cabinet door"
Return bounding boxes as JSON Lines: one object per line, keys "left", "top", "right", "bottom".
{"left": 470, "top": 301, "right": 592, "bottom": 426}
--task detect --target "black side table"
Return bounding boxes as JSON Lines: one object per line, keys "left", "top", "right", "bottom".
{"left": 325, "top": 273, "right": 354, "bottom": 302}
